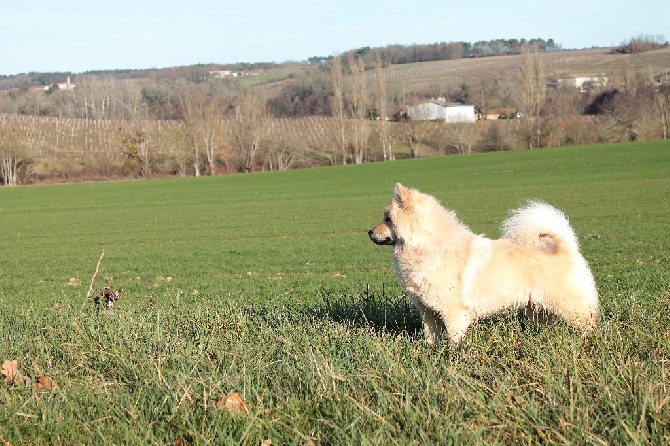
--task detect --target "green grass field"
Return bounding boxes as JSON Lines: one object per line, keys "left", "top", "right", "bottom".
{"left": 1, "top": 140, "right": 669, "bottom": 444}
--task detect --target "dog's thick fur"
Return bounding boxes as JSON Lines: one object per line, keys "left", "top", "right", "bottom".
{"left": 368, "top": 183, "right": 599, "bottom": 345}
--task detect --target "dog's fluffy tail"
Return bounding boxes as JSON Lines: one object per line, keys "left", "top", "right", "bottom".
{"left": 501, "top": 201, "right": 579, "bottom": 254}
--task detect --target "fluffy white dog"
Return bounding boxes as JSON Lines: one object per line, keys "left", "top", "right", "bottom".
{"left": 369, "top": 183, "right": 599, "bottom": 345}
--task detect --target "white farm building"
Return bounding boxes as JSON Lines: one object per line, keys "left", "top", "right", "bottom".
{"left": 407, "top": 100, "right": 476, "bottom": 123}
{"left": 557, "top": 74, "right": 609, "bottom": 90}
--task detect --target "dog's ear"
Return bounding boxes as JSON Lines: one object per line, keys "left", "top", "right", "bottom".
{"left": 394, "top": 183, "right": 412, "bottom": 209}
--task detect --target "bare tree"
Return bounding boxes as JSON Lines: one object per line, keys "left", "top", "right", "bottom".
{"left": 349, "top": 52, "right": 369, "bottom": 164}
{"left": 517, "top": 42, "right": 547, "bottom": 148}
{"left": 116, "top": 80, "right": 146, "bottom": 120}
{"left": 471, "top": 76, "right": 502, "bottom": 120}
{"left": 164, "top": 125, "right": 189, "bottom": 176}
{"left": 117, "top": 123, "right": 152, "bottom": 177}
{"left": 444, "top": 122, "right": 479, "bottom": 154}
{"left": 0, "top": 125, "right": 29, "bottom": 186}
{"left": 96, "top": 77, "right": 115, "bottom": 119}
{"left": 72, "top": 75, "right": 115, "bottom": 119}
{"left": 181, "top": 90, "right": 225, "bottom": 176}
{"left": 374, "top": 51, "right": 392, "bottom": 160}
{"left": 229, "top": 89, "right": 267, "bottom": 173}
{"left": 330, "top": 54, "right": 347, "bottom": 164}
{"left": 265, "top": 132, "right": 297, "bottom": 171}
{"left": 115, "top": 84, "right": 155, "bottom": 177}
{"left": 397, "top": 114, "right": 422, "bottom": 158}
{"left": 518, "top": 42, "right": 546, "bottom": 119}
{"left": 657, "top": 84, "right": 670, "bottom": 140}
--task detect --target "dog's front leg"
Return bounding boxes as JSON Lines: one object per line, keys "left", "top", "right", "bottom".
{"left": 407, "top": 293, "right": 444, "bottom": 346}
{"left": 422, "top": 309, "right": 445, "bottom": 346}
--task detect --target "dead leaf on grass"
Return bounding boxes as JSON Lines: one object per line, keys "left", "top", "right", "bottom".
{"left": 214, "top": 391, "right": 249, "bottom": 413}
{"left": 66, "top": 277, "right": 81, "bottom": 286}
{"left": 1, "top": 360, "right": 30, "bottom": 386}
{"left": 1, "top": 360, "right": 18, "bottom": 383}
{"left": 36, "top": 376, "right": 58, "bottom": 391}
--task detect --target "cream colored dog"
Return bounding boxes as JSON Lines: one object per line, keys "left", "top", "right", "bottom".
{"left": 368, "top": 183, "right": 599, "bottom": 345}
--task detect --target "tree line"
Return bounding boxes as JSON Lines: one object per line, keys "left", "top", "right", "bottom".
{"left": 306, "top": 38, "right": 560, "bottom": 67}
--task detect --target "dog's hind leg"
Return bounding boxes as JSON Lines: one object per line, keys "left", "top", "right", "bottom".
{"left": 543, "top": 286, "right": 598, "bottom": 331}
{"left": 443, "top": 308, "right": 475, "bottom": 345}
{"left": 556, "top": 303, "right": 598, "bottom": 331}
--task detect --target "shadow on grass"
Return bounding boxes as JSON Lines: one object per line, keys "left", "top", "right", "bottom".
{"left": 312, "top": 284, "right": 424, "bottom": 335}
{"left": 309, "top": 285, "right": 533, "bottom": 340}
{"left": 240, "top": 284, "right": 423, "bottom": 337}
{"left": 237, "top": 284, "right": 561, "bottom": 344}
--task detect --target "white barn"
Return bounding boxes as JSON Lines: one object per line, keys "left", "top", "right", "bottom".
{"left": 557, "top": 74, "right": 609, "bottom": 90}
{"left": 407, "top": 100, "right": 476, "bottom": 123}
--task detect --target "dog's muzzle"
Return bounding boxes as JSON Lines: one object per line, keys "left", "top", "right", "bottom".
{"left": 368, "top": 228, "right": 394, "bottom": 245}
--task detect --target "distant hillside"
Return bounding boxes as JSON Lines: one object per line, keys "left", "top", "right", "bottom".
{"left": 0, "top": 38, "right": 570, "bottom": 90}
{"left": 372, "top": 46, "right": 670, "bottom": 91}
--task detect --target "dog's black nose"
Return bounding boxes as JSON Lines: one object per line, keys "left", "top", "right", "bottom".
{"left": 367, "top": 229, "right": 374, "bottom": 238}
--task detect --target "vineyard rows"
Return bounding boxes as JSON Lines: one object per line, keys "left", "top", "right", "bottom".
{"left": 1, "top": 113, "right": 439, "bottom": 173}
{"left": 2, "top": 112, "right": 495, "bottom": 171}
{"left": 1, "top": 114, "right": 183, "bottom": 166}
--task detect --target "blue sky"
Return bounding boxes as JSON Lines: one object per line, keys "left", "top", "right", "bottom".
{"left": 1, "top": 0, "right": 667, "bottom": 75}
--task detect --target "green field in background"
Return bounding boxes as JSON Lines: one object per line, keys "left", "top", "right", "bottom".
{"left": 1, "top": 141, "right": 668, "bottom": 444}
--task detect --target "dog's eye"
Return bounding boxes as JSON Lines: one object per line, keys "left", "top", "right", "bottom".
{"left": 384, "top": 214, "right": 391, "bottom": 223}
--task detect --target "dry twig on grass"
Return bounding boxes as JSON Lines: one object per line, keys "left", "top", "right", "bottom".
{"left": 80, "top": 250, "right": 104, "bottom": 311}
